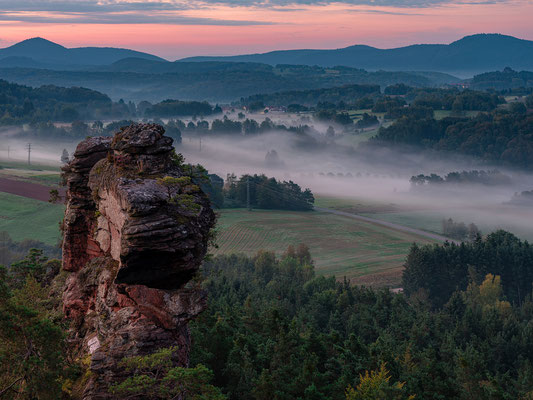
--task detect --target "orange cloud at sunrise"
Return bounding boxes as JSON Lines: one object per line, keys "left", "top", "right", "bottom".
{"left": 0, "top": 0, "right": 531, "bottom": 59}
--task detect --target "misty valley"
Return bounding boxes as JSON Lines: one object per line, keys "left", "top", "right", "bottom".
{"left": 2, "top": 33, "right": 533, "bottom": 400}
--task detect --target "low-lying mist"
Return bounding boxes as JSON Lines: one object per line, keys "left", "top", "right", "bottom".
{"left": 179, "top": 128, "right": 533, "bottom": 240}
{"left": 0, "top": 128, "right": 75, "bottom": 167}
{"left": 2, "top": 119, "right": 533, "bottom": 241}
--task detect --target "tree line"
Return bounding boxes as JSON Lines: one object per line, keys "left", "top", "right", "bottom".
{"left": 0, "top": 249, "right": 225, "bottom": 399}
{"left": 441, "top": 218, "right": 481, "bottom": 241}
{"left": 0, "top": 79, "right": 121, "bottom": 124}
{"left": 241, "top": 84, "right": 381, "bottom": 108}
{"left": 509, "top": 189, "right": 533, "bottom": 205}
{"left": 3, "top": 229, "right": 533, "bottom": 398}
{"left": 409, "top": 170, "right": 512, "bottom": 187}
{"left": 371, "top": 109, "right": 533, "bottom": 169}
{"left": 205, "top": 174, "right": 315, "bottom": 211}
{"left": 470, "top": 67, "right": 533, "bottom": 91}
{"left": 403, "top": 230, "right": 533, "bottom": 308}
{"left": 190, "top": 234, "right": 533, "bottom": 399}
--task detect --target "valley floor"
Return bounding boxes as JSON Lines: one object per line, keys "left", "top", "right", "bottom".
{"left": 212, "top": 208, "right": 436, "bottom": 287}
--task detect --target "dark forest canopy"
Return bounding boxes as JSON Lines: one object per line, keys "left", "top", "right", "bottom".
{"left": 382, "top": 85, "right": 504, "bottom": 111}
{"left": 8, "top": 237, "right": 533, "bottom": 398}
{"left": 411, "top": 89, "right": 503, "bottom": 111}
{"left": 410, "top": 170, "right": 512, "bottom": 187}
{"left": 237, "top": 86, "right": 505, "bottom": 123}
{"left": 441, "top": 218, "right": 481, "bottom": 242}
{"left": 144, "top": 99, "right": 219, "bottom": 118}
{"left": 403, "top": 230, "right": 533, "bottom": 308}
{"left": 470, "top": 67, "right": 533, "bottom": 90}
{"left": 0, "top": 63, "right": 457, "bottom": 103}
{"left": 240, "top": 85, "right": 503, "bottom": 112}
{"left": 191, "top": 236, "right": 533, "bottom": 399}
{"left": 0, "top": 79, "right": 119, "bottom": 123}
{"left": 18, "top": 119, "right": 183, "bottom": 143}
{"left": 241, "top": 84, "right": 380, "bottom": 107}
{"left": 222, "top": 174, "right": 314, "bottom": 211}
{"left": 177, "top": 116, "right": 320, "bottom": 141}
{"left": 508, "top": 189, "right": 533, "bottom": 206}
{"left": 371, "top": 110, "right": 533, "bottom": 169}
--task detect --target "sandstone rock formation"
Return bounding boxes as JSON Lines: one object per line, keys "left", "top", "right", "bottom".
{"left": 61, "top": 124, "right": 216, "bottom": 399}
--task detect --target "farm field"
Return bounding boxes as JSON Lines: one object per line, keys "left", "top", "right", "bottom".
{"left": 0, "top": 159, "right": 61, "bottom": 186}
{"left": 335, "top": 121, "right": 393, "bottom": 148}
{"left": 336, "top": 129, "right": 379, "bottom": 147}
{"left": 315, "top": 194, "right": 533, "bottom": 242}
{"left": 0, "top": 159, "right": 60, "bottom": 172}
{"left": 359, "top": 211, "right": 443, "bottom": 235}
{"left": 433, "top": 110, "right": 481, "bottom": 120}
{"left": 314, "top": 194, "right": 399, "bottom": 213}
{"left": 0, "top": 192, "right": 64, "bottom": 245}
{"left": 212, "top": 208, "right": 436, "bottom": 287}
{"left": 347, "top": 109, "right": 385, "bottom": 120}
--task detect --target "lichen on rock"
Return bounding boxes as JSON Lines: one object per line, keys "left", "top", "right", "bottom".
{"left": 61, "top": 123, "right": 216, "bottom": 399}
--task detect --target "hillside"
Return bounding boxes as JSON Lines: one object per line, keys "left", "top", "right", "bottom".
{"left": 470, "top": 67, "right": 533, "bottom": 90}
{"left": 2, "top": 34, "right": 532, "bottom": 78}
{"left": 181, "top": 34, "right": 533, "bottom": 77}
{"left": 0, "top": 37, "right": 165, "bottom": 68}
{"left": 0, "top": 63, "right": 459, "bottom": 102}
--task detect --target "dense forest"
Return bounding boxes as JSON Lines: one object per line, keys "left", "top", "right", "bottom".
{"left": 382, "top": 85, "right": 504, "bottom": 111}
{"left": 144, "top": 100, "right": 220, "bottom": 118}
{"left": 509, "top": 189, "right": 533, "bottom": 205}
{"left": 239, "top": 85, "right": 502, "bottom": 115}
{"left": 17, "top": 118, "right": 183, "bottom": 143}
{"left": 441, "top": 218, "right": 481, "bottom": 241}
{"left": 241, "top": 84, "right": 380, "bottom": 108}
{"left": 409, "top": 170, "right": 512, "bottom": 187}
{"left": 0, "top": 79, "right": 125, "bottom": 123}
{"left": 0, "top": 63, "right": 456, "bottom": 102}
{"left": 219, "top": 174, "right": 315, "bottom": 211}
{"left": 371, "top": 110, "right": 533, "bottom": 169}
{"left": 3, "top": 231, "right": 533, "bottom": 398}
{"left": 175, "top": 116, "right": 320, "bottom": 142}
{"left": 403, "top": 230, "right": 533, "bottom": 307}
{"left": 0, "top": 79, "right": 227, "bottom": 127}
{"left": 470, "top": 68, "right": 533, "bottom": 90}
{"left": 190, "top": 232, "right": 533, "bottom": 399}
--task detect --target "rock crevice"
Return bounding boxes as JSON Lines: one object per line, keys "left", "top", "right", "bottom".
{"left": 61, "top": 124, "right": 215, "bottom": 399}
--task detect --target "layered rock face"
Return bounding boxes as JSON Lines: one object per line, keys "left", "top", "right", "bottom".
{"left": 61, "top": 124, "right": 215, "bottom": 399}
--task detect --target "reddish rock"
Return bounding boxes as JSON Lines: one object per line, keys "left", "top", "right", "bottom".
{"left": 61, "top": 124, "right": 215, "bottom": 399}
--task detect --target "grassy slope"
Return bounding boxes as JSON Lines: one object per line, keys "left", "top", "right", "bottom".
{"left": 213, "top": 208, "right": 435, "bottom": 286}
{"left": 316, "top": 194, "right": 533, "bottom": 242}
{"left": 0, "top": 160, "right": 61, "bottom": 186}
{"left": 0, "top": 192, "right": 64, "bottom": 245}
{"left": 433, "top": 110, "right": 481, "bottom": 120}
{"left": 315, "top": 195, "right": 446, "bottom": 235}
{"left": 0, "top": 159, "right": 60, "bottom": 172}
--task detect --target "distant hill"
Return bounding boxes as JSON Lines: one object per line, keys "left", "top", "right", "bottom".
{"left": 95, "top": 58, "right": 274, "bottom": 74}
{"left": 0, "top": 38, "right": 165, "bottom": 68}
{"left": 180, "top": 34, "right": 533, "bottom": 77}
{"left": 470, "top": 67, "right": 533, "bottom": 90}
{"left": 2, "top": 34, "right": 533, "bottom": 78}
{"left": 0, "top": 63, "right": 459, "bottom": 102}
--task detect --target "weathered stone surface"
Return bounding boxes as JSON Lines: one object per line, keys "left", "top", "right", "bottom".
{"left": 61, "top": 124, "right": 215, "bottom": 399}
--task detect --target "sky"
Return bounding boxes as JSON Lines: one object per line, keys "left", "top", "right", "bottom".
{"left": 0, "top": 0, "right": 531, "bottom": 60}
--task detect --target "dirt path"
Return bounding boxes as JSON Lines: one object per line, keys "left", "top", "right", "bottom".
{"left": 0, "top": 177, "right": 64, "bottom": 202}
{"left": 315, "top": 207, "right": 459, "bottom": 244}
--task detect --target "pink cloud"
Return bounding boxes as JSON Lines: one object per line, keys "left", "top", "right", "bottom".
{"left": 0, "top": 1, "right": 531, "bottom": 59}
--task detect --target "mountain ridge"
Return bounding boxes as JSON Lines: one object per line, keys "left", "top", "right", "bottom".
{"left": 1, "top": 34, "right": 532, "bottom": 76}
{"left": 0, "top": 37, "right": 166, "bottom": 67}
{"left": 178, "top": 33, "right": 533, "bottom": 77}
